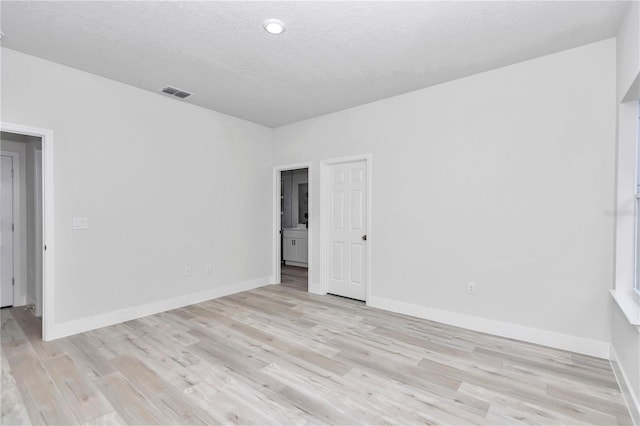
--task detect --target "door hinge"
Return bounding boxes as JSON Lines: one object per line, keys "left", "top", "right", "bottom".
{"left": 11, "top": 168, "right": 14, "bottom": 178}
{"left": 12, "top": 223, "right": 14, "bottom": 232}
{"left": 12, "top": 278, "right": 15, "bottom": 286}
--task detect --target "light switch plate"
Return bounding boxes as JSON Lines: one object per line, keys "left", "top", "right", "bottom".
{"left": 73, "top": 217, "right": 88, "bottom": 230}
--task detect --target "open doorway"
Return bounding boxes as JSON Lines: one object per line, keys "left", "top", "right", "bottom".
{"left": 273, "top": 163, "right": 312, "bottom": 292}
{"left": 1, "top": 131, "right": 43, "bottom": 316}
{"left": 281, "top": 168, "right": 309, "bottom": 291}
{"left": 0, "top": 122, "right": 53, "bottom": 341}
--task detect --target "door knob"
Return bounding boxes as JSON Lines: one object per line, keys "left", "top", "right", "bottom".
{"left": 362, "top": 235, "right": 367, "bottom": 241}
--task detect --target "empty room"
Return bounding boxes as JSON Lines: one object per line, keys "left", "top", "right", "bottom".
{"left": 1, "top": 1, "right": 639, "bottom": 425}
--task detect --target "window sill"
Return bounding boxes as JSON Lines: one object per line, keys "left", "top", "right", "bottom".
{"left": 610, "top": 289, "right": 640, "bottom": 331}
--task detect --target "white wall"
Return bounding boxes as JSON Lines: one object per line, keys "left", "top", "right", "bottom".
{"left": 1, "top": 48, "right": 273, "bottom": 330}
{"left": 0, "top": 134, "right": 28, "bottom": 306}
{"left": 617, "top": 1, "right": 640, "bottom": 103}
{"left": 612, "top": 1, "right": 640, "bottom": 422}
{"left": 273, "top": 40, "right": 617, "bottom": 353}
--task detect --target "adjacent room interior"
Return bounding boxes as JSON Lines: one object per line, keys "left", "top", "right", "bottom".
{"left": 280, "top": 168, "right": 309, "bottom": 292}
{"left": 1, "top": 131, "right": 43, "bottom": 315}
{"left": 1, "top": 1, "right": 639, "bottom": 425}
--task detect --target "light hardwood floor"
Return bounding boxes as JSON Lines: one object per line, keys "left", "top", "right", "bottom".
{"left": 281, "top": 265, "right": 308, "bottom": 292}
{"left": 1, "top": 279, "right": 633, "bottom": 425}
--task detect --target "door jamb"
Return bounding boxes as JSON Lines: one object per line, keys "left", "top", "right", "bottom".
{"left": 34, "top": 149, "right": 43, "bottom": 317}
{"left": 0, "top": 151, "right": 21, "bottom": 307}
{"left": 1, "top": 122, "right": 54, "bottom": 341}
{"left": 272, "top": 162, "right": 312, "bottom": 290}
{"left": 320, "top": 154, "right": 372, "bottom": 301}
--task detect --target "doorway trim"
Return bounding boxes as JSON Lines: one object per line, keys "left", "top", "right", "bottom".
{"left": 1, "top": 151, "right": 21, "bottom": 307}
{"left": 320, "top": 154, "right": 373, "bottom": 300}
{"left": 272, "top": 162, "right": 312, "bottom": 290}
{"left": 1, "top": 122, "right": 54, "bottom": 341}
{"left": 34, "top": 149, "right": 43, "bottom": 317}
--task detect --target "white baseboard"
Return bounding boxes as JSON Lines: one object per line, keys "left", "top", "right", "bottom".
{"left": 610, "top": 346, "right": 640, "bottom": 425}
{"left": 367, "top": 295, "right": 610, "bottom": 359}
{"left": 49, "top": 276, "right": 272, "bottom": 341}
{"left": 308, "top": 282, "right": 324, "bottom": 295}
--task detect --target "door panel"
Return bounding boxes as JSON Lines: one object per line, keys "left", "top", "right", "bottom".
{"left": 1, "top": 155, "right": 14, "bottom": 307}
{"left": 350, "top": 243, "right": 363, "bottom": 284}
{"left": 351, "top": 190, "right": 364, "bottom": 230}
{"left": 35, "top": 150, "right": 43, "bottom": 316}
{"left": 333, "top": 191, "right": 344, "bottom": 229}
{"left": 327, "top": 160, "right": 367, "bottom": 301}
{"left": 332, "top": 242, "right": 344, "bottom": 281}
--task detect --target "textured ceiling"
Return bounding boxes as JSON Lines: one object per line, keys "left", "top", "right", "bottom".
{"left": 0, "top": 1, "right": 630, "bottom": 127}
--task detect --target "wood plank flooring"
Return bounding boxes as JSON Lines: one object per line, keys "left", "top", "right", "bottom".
{"left": 1, "top": 279, "right": 633, "bottom": 425}
{"left": 281, "top": 265, "right": 308, "bottom": 292}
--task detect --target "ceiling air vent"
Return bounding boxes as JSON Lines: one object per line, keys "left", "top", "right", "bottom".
{"left": 173, "top": 90, "right": 192, "bottom": 99}
{"left": 160, "top": 86, "right": 193, "bottom": 99}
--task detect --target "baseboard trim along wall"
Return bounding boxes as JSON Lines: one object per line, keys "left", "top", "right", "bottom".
{"left": 308, "top": 282, "right": 323, "bottom": 295}
{"left": 610, "top": 346, "right": 640, "bottom": 425}
{"left": 367, "top": 295, "right": 611, "bottom": 359}
{"left": 50, "top": 276, "right": 272, "bottom": 341}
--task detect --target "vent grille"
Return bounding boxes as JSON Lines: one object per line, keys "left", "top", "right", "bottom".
{"left": 161, "top": 86, "right": 193, "bottom": 99}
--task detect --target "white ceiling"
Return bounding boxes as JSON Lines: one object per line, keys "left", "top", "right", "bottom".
{"left": 0, "top": 1, "right": 630, "bottom": 128}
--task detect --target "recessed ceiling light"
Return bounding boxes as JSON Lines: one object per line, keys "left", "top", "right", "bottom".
{"left": 263, "top": 19, "right": 285, "bottom": 35}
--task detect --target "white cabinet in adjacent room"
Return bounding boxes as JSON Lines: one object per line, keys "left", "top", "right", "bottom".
{"left": 283, "top": 229, "right": 308, "bottom": 266}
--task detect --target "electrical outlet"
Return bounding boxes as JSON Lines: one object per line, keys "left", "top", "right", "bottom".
{"left": 205, "top": 264, "right": 213, "bottom": 274}
{"left": 467, "top": 282, "right": 476, "bottom": 294}
{"left": 72, "top": 217, "right": 89, "bottom": 230}
{"left": 184, "top": 266, "right": 192, "bottom": 276}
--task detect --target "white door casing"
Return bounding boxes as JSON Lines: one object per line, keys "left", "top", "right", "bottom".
{"left": 1, "top": 154, "right": 15, "bottom": 307}
{"left": 327, "top": 160, "right": 367, "bottom": 300}
{"left": 34, "top": 149, "right": 43, "bottom": 317}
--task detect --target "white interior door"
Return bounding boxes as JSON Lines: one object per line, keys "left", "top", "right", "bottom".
{"left": 1, "top": 155, "right": 15, "bottom": 307}
{"left": 34, "top": 150, "right": 43, "bottom": 316}
{"left": 327, "top": 160, "right": 367, "bottom": 300}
